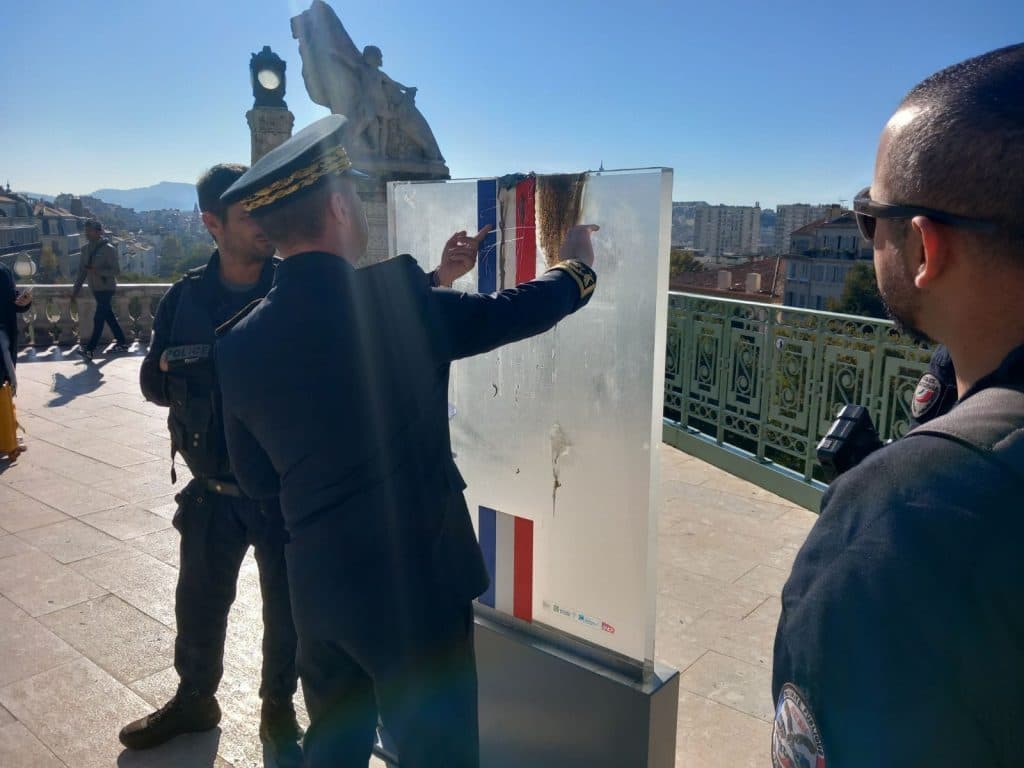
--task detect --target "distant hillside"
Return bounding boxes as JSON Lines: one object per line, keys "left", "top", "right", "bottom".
{"left": 90, "top": 181, "right": 196, "bottom": 212}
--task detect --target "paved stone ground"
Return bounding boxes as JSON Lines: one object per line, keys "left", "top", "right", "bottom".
{"left": 0, "top": 349, "right": 816, "bottom": 767}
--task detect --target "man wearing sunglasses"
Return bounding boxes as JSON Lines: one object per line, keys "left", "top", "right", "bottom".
{"left": 773, "top": 43, "right": 1024, "bottom": 768}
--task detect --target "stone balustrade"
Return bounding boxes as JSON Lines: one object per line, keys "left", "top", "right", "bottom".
{"left": 14, "top": 284, "right": 171, "bottom": 349}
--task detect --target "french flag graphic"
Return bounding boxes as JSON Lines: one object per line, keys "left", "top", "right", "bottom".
{"left": 477, "top": 177, "right": 538, "bottom": 293}
{"left": 471, "top": 177, "right": 539, "bottom": 623}
{"left": 476, "top": 506, "right": 534, "bottom": 622}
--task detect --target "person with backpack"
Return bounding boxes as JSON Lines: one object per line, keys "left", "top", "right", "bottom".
{"left": 71, "top": 219, "right": 128, "bottom": 360}
{"left": 772, "top": 44, "right": 1024, "bottom": 767}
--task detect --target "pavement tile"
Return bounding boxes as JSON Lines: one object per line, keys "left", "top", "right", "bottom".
{"left": 8, "top": 478, "right": 126, "bottom": 518}
{"left": 0, "top": 597, "right": 80, "bottom": 688}
{"left": 678, "top": 650, "right": 774, "bottom": 722}
{"left": 680, "top": 605, "right": 780, "bottom": 669}
{"left": 655, "top": 594, "right": 709, "bottom": 673}
{"left": 0, "top": 550, "right": 107, "bottom": 617}
{"left": 0, "top": 486, "right": 70, "bottom": 533}
{"left": 78, "top": 505, "right": 170, "bottom": 541}
{"left": 0, "top": 722, "right": 66, "bottom": 768}
{"left": 144, "top": 496, "right": 180, "bottom": 520}
{"left": 0, "top": 534, "right": 36, "bottom": 560}
{"left": 72, "top": 550, "right": 178, "bottom": 627}
{"left": 675, "top": 690, "right": 772, "bottom": 768}
{"left": 128, "top": 527, "right": 180, "bottom": 567}
{"left": 17, "top": 518, "right": 123, "bottom": 564}
{"left": 732, "top": 564, "right": 791, "bottom": 597}
{"left": 657, "top": 566, "right": 768, "bottom": 619}
{"left": 39, "top": 595, "right": 176, "bottom": 685}
{"left": 0, "top": 657, "right": 152, "bottom": 768}
{"left": 660, "top": 529, "right": 762, "bottom": 583}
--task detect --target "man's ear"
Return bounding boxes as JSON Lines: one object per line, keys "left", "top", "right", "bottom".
{"left": 911, "top": 215, "right": 952, "bottom": 289}
{"left": 328, "top": 190, "right": 351, "bottom": 228}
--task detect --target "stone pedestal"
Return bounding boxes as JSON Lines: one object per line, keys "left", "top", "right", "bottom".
{"left": 351, "top": 156, "right": 450, "bottom": 267}
{"left": 246, "top": 107, "right": 295, "bottom": 164}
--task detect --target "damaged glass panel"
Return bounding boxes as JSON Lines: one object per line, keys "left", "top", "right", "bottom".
{"left": 389, "top": 168, "right": 671, "bottom": 664}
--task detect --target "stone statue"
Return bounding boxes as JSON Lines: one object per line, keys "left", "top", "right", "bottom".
{"left": 291, "top": 1, "right": 448, "bottom": 174}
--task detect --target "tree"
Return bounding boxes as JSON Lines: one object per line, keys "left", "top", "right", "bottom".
{"left": 829, "top": 262, "right": 887, "bottom": 319}
{"left": 670, "top": 247, "right": 706, "bottom": 278}
{"left": 176, "top": 242, "right": 210, "bottom": 273}
{"left": 157, "top": 235, "right": 184, "bottom": 277}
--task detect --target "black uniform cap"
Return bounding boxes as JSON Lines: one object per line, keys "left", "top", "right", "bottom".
{"left": 220, "top": 115, "right": 367, "bottom": 214}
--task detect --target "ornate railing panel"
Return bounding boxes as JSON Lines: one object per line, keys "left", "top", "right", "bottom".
{"left": 15, "top": 284, "right": 170, "bottom": 348}
{"left": 664, "top": 292, "right": 933, "bottom": 508}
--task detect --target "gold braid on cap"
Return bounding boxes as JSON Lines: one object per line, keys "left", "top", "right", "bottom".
{"left": 241, "top": 145, "right": 353, "bottom": 211}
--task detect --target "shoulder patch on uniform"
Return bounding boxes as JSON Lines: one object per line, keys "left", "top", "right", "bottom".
{"left": 911, "top": 372, "right": 942, "bottom": 420}
{"left": 772, "top": 683, "right": 825, "bottom": 768}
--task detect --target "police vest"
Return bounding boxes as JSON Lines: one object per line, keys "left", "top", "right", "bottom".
{"left": 165, "top": 267, "right": 233, "bottom": 480}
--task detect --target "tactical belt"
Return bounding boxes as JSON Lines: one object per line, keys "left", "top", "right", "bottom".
{"left": 200, "top": 478, "right": 245, "bottom": 498}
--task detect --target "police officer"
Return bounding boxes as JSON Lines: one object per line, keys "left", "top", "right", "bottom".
{"left": 214, "top": 115, "right": 599, "bottom": 767}
{"left": 121, "top": 164, "right": 303, "bottom": 766}
{"left": 773, "top": 44, "right": 1024, "bottom": 767}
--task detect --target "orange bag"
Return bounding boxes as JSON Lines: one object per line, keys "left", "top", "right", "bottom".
{"left": 0, "top": 382, "right": 20, "bottom": 459}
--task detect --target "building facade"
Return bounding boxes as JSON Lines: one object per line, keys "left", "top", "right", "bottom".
{"left": 693, "top": 203, "right": 761, "bottom": 260}
{"left": 34, "top": 203, "right": 83, "bottom": 279}
{"left": 775, "top": 203, "right": 842, "bottom": 256}
{"left": 783, "top": 212, "right": 873, "bottom": 310}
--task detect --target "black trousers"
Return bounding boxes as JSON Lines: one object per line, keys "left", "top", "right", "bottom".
{"left": 172, "top": 480, "right": 298, "bottom": 702}
{"left": 86, "top": 290, "right": 126, "bottom": 350}
{"left": 287, "top": 493, "right": 480, "bottom": 768}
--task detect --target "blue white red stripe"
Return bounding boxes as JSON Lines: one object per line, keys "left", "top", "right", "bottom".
{"left": 476, "top": 506, "right": 533, "bottom": 622}
{"left": 477, "top": 179, "right": 498, "bottom": 293}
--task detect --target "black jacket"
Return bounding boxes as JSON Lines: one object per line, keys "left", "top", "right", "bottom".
{"left": 773, "top": 345, "right": 1024, "bottom": 767}
{"left": 1, "top": 262, "right": 31, "bottom": 385}
{"left": 140, "top": 252, "right": 276, "bottom": 481}
{"left": 216, "top": 251, "right": 595, "bottom": 603}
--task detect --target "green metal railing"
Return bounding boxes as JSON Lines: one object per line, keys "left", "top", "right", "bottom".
{"left": 662, "top": 292, "right": 934, "bottom": 511}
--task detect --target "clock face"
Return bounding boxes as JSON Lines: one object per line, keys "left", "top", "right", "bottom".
{"left": 257, "top": 69, "right": 281, "bottom": 90}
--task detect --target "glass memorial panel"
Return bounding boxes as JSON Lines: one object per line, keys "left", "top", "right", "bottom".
{"left": 389, "top": 169, "right": 671, "bottom": 664}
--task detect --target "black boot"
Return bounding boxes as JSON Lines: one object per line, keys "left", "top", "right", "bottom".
{"left": 119, "top": 690, "right": 221, "bottom": 750}
{"left": 260, "top": 697, "right": 304, "bottom": 768}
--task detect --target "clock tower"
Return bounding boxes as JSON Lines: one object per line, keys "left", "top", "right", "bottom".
{"left": 245, "top": 46, "right": 295, "bottom": 163}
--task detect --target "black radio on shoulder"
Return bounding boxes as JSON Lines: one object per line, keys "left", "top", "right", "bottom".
{"left": 816, "top": 404, "right": 884, "bottom": 483}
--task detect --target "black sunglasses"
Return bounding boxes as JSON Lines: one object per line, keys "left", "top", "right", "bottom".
{"left": 852, "top": 187, "right": 1000, "bottom": 242}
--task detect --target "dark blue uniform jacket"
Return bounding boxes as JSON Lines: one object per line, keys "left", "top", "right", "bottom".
{"left": 773, "top": 345, "right": 1024, "bottom": 767}
{"left": 215, "top": 251, "right": 593, "bottom": 604}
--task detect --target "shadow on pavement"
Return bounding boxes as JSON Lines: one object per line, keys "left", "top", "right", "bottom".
{"left": 116, "top": 727, "right": 222, "bottom": 767}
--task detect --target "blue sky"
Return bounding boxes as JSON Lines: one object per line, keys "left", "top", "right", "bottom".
{"left": 3, "top": 0, "right": 1021, "bottom": 207}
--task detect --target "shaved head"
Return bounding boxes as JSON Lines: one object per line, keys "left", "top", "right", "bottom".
{"left": 881, "top": 43, "right": 1024, "bottom": 259}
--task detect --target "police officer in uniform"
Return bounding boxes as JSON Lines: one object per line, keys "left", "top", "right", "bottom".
{"left": 773, "top": 44, "right": 1024, "bottom": 767}
{"left": 121, "top": 164, "right": 303, "bottom": 766}
{"left": 214, "top": 115, "right": 599, "bottom": 767}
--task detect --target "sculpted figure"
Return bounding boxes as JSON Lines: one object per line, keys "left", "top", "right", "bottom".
{"left": 291, "top": 1, "right": 445, "bottom": 164}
